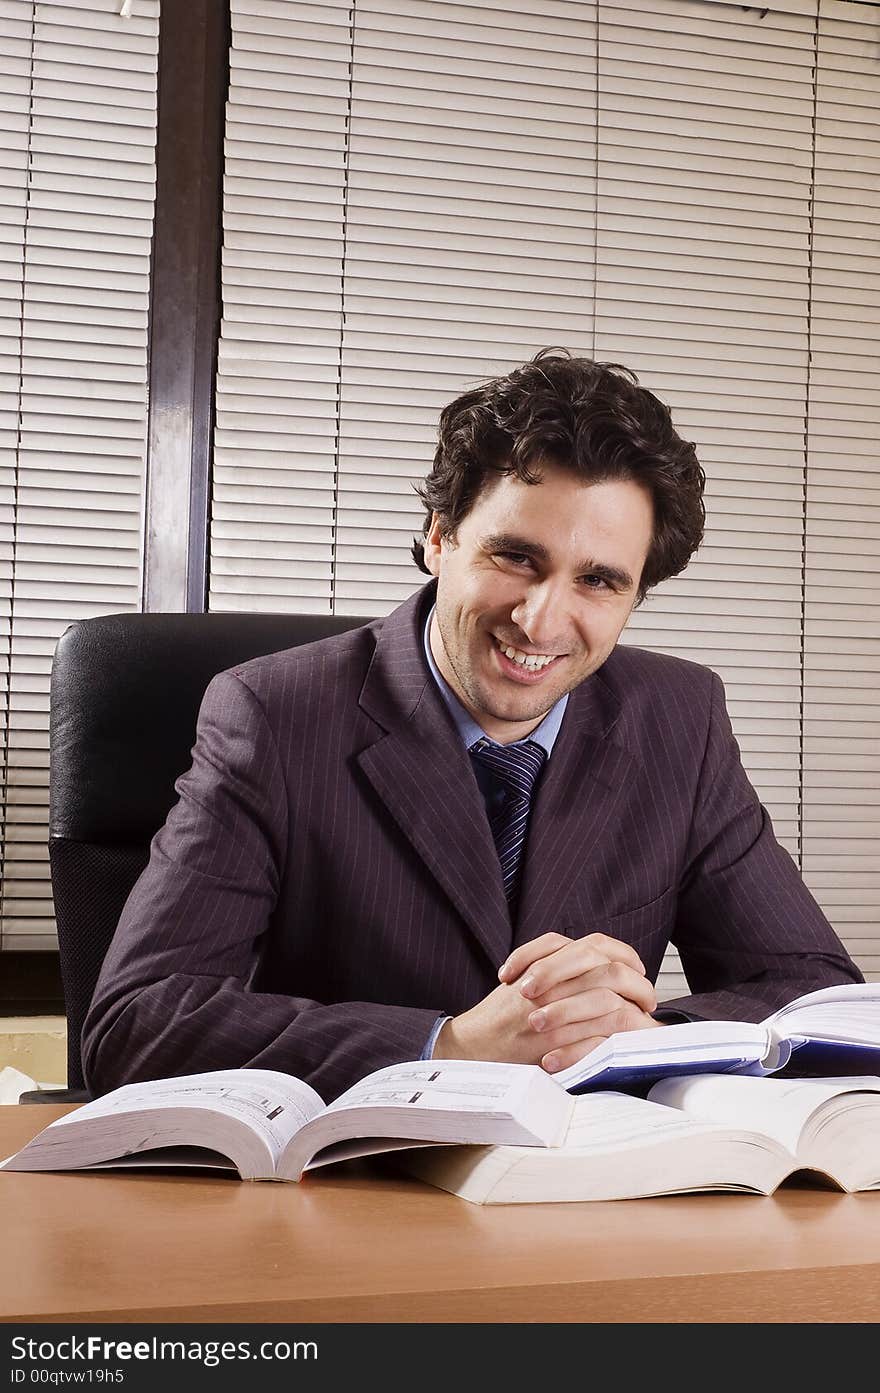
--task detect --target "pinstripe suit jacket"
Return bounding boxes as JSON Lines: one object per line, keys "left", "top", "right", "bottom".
{"left": 82, "top": 580, "right": 861, "bottom": 1100}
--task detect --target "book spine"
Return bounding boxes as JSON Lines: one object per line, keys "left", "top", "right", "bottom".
{"left": 758, "top": 1036, "right": 794, "bottom": 1075}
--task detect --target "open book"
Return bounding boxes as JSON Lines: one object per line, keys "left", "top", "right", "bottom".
{"left": 394, "top": 1074, "right": 880, "bottom": 1203}
{"left": 554, "top": 981, "right": 880, "bottom": 1093}
{"left": 0, "top": 1059, "right": 572, "bottom": 1182}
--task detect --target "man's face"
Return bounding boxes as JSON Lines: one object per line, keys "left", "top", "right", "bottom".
{"left": 423, "top": 464, "right": 653, "bottom": 744}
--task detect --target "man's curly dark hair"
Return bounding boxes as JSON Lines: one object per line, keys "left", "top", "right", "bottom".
{"left": 411, "top": 349, "right": 705, "bottom": 603}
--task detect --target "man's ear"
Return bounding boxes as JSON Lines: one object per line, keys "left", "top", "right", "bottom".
{"left": 422, "top": 513, "right": 444, "bottom": 577}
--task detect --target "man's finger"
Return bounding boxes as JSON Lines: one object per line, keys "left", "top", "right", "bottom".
{"left": 499, "top": 931, "right": 646, "bottom": 987}
{"left": 540, "top": 1038, "right": 608, "bottom": 1073}
{"left": 527, "top": 983, "right": 658, "bottom": 1036}
{"left": 497, "top": 933, "right": 571, "bottom": 982}
{"left": 540, "top": 1011, "right": 663, "bottom": 1072}
{"left": 526, "top": 960, "right": 657, "bottom": 1015}
{"left": 516, "top": 937, "right": 648, "bottom": 1001}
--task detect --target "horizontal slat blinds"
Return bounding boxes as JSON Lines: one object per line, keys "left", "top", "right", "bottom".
{"left": 596, "top": 0, "right": 816, "bottom": 998}
{"left": 702, "top": 0, "right": 829, "bottom": 16}
{"left": 335, "top": 0, "right": 598, "bottom": 615}
{"left": 1, "top": 0, "right": 158, "bottom": 952}
{"left": 210, "top": 0, "right": 351, "bottom": 614}
{"left": 212, "top": 0, "right": 880, "bottom": 997}
{"left": 803, "top": 0, "right": 880, "bottom": 983}
{"left": 0, "top": 0, "right": 31, "bottom": 932}
{"left": 211, "top": 0, "right": 599, "bottom": 615}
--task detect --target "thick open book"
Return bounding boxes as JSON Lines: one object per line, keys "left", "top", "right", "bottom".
{"left": 554, "top": 982, "right": 880, "bottom": 1093}
{"left": 0, "top": 1060, "right": 572, "bottom": 1182}
{"left": 395, "top": 1074, "right": 880, "bottom": 1203}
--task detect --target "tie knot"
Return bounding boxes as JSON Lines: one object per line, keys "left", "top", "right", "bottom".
{"left": 470, "top": 738, "right": 546, "bottom": 801}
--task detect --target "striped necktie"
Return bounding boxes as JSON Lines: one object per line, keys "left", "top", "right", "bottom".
{"left": 469, "top": 738, "right": 547, "bottom": 909}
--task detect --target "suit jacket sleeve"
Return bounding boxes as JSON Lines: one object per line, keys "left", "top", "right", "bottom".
{"left": 81, "top": 670, "right": 441, "bottom": 1101}
{"left": 658, "top": 670, "right": 862, "bottom": 1023}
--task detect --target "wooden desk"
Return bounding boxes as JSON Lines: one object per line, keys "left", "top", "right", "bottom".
{"left": 2, "top": 1105, "right": 880, "bottom": 1323}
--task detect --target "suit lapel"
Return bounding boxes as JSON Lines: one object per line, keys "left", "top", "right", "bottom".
{"left": 514, "top": 670, "right": 639, "bottom": 947}
{"left": 356, "top": 584, "right": 512, "bottom": 970}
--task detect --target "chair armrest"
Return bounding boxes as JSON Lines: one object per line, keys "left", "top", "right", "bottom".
{"left": 17, "top": 1087, "right": 89, "bottom": 1104}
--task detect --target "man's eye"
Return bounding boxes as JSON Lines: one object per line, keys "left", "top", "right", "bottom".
{"left": 580, "top": 574, "right": 609, "bottom": 589}
{"left": 497, "top": 551, "right": 532, "bottom": 567}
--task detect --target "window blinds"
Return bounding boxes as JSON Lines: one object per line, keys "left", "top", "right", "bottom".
{"left": 0, "top": 0, "right": 158, "bottom": 951}
{"left": 0, "top": 0, "right": 30, "bottom": 948}
{"left": 803, "top": 0, "right": 880, "bottom": 981}
{"left": 212, "top": 0, "right": 598, "bottom": 614}
{"left": 335, "top": 0, "right": 598, "bottom": 615}
{"left": 211, "top": 0, "right": 351, "bottom": 615}
{"left": 213, "top": 0, "right": 880, "bottom": 995}
{"left": 597, "top": 0, "right": 818, "bottom": 995}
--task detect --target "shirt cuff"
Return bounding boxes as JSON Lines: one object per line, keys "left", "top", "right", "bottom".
{"left": 422, "top": 1014, "right": 452, "bottom": 1059}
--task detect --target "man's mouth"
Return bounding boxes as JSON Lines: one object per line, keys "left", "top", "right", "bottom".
{"left": 491, "top": 635, "right": 565, "bottom": 680}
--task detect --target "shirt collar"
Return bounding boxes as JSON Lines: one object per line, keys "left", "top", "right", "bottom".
{"left": 422, "top": 605, "right": 567, "bottom": 756}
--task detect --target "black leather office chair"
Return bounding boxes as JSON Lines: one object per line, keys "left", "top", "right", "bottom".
{"left": 34, "top": 610, "right": 368, "bottom": 1101}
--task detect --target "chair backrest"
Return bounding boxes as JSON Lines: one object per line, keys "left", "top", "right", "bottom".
{"left": 49, "top": 610, "right": 368, "bottom": 1091}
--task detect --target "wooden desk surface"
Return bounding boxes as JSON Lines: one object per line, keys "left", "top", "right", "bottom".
{"left": 2, "top": 1105, "right": 880, "bottom": 1323}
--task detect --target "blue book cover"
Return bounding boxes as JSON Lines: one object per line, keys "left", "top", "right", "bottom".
{"left": 555, "top": 983, "right": 880, "bottom": 1095}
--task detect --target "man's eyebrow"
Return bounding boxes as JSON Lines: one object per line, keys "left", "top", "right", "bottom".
{"left": 482, "top": 533, "right": 635, "bottom": 590}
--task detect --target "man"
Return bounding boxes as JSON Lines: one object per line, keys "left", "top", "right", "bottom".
{"left": 82, "top": 352, "right": 861, "bottom": 1100}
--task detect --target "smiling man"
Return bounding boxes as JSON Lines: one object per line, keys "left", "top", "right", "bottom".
{"left": 420, "top": 462, "right": 663, "bottom": 1070}
{"left": 424, "top": 472, "right": 653, "bottom": 741}
{"left": 82, "top": 352, "right": 862, "bottom": 1100}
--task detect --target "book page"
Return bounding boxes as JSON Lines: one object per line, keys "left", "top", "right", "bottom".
{"left": 767, "top": 982, "right": 880, "bottom": 1045}
{"left": 403, "top": 1092, "right": 741, "bottom": 1163}
{"left": 563, "top": 1091, "right": 737, "bottom": 1151}
{"left": 44, "top": 1069, "right": 326, "bottom": 1163}
{"left": 394, "top": 1089, "right": 794, "bottom": 1203}
{"left": 276, "top": 1060, "right": 571, "bottom": 1180}
{"left": 325, "top": 1059, "right": 555, "bottom": 1117}
{"left": 648, "top": 1074, "right": 880, "bottom": 1154}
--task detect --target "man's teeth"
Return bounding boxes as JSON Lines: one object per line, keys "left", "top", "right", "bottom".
{"left": 498, "top": 642, "right": 556, "bottom": 671}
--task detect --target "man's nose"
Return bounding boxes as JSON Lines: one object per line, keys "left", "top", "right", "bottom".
{"left": 510, "top": 580, "right": 571, "bottom": 646}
